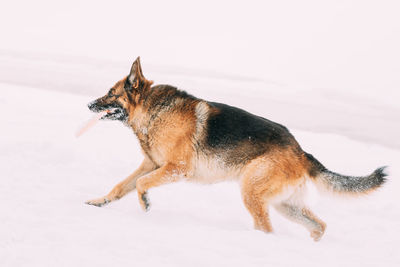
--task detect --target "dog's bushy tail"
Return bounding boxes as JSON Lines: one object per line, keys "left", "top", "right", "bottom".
{"left": 305, "top": 153, "right": 387, "bottom": 194}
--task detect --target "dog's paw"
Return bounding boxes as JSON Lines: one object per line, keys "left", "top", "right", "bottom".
{"left": 85, "top": 197, "right": 110, "bottom": 207}
{"left": 139, "top": 191, "right": 151, "bottom": 212}
{"left": 310, "top": 227, "right": 325, "bottom": 242}
{"left": 310, "top": 222, "right": 326, "bottom": 242}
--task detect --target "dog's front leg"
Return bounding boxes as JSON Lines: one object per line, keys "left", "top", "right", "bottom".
{"left": 136, "top": 163, "right": 184, "bottom": 211}
{"left": 86, "top": 157, "right": 156, "bottom": 207}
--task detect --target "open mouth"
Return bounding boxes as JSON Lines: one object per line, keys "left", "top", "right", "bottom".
{"left": 88, "top": 100, "right": 128, "bottom": 122}
{"left": 100, "top": 107, "right": 127, "bottom": 121}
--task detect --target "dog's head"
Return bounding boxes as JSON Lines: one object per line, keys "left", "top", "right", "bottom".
{"left": 88, "top": 57, "right": 153, "bottom": 122}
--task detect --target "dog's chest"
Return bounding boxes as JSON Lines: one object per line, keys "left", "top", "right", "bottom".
{"left": 147, "top": 146, "right": 167, "bottom": 166}
{"left": 137, "top": 132, "right": 171, "bottom": 167}
{"left": 137, "top": 137, "right": 166, "bottom": 166}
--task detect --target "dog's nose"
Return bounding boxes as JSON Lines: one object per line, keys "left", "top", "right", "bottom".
{"left": 87, "top": 101, "right": 97, "bottom": 111}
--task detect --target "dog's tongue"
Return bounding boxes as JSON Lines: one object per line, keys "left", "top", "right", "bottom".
{"left": 75, "top": 110, "right": 109, "bottom": 137}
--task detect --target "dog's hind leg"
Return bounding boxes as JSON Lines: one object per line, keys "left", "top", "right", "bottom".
{"left": 240, "top": 151, "right": 312, "bottom": 234}
{"left": 274, "top": 202, "right": 326, "bottom": 241}
{"left": 240, "top": 161, "right": 283, "bottom": 233}
{"left": 273, "top": 187, "right": 326, "bottom": 241}
{"left": 241, "top": 181, "right": 273, "bottom": 232}
{"left": 86, "top": 157, "right": 156, "bottom": 207}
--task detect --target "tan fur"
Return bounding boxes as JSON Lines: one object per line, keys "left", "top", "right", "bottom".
{"left": 132, "top": 107, "right": 196, "bottom": 167}
{"left": 86, "top": 58, "right": 334, "bottom": 241}
{"left": 85, "top": 157, "right": 156, "bottom": 206}
{"left": 238, "top": 148, "right": 310, "bottom": 232}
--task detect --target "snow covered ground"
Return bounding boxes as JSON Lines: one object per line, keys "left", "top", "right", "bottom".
{"left": 0, "top": 83, "right": 399, "bottom": 267}
{"left": 1, "top": 0, "right": 400, "bottom": 266}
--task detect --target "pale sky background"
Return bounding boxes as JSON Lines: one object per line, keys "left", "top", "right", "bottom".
{"left": 1, "top": 0, "right": 399, "bottom": 104}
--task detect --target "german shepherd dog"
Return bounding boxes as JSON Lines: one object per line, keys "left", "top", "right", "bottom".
{"left": 86, "top": 57, "right": 387, "bottom": 241}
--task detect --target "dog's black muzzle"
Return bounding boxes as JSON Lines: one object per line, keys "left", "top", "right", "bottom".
{"left": 87, "top": 100, "right": 128, "bottom": 121}
{"left": 87, "top": 100, "right": 103, "bottom": 112}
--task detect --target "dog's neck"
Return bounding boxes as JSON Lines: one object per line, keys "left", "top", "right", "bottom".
{"left": 127, "top": 84, "right": 199, "bottom": 146}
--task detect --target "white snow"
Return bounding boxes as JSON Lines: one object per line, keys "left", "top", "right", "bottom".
{"left": 1, "top": 0, "right": 400, "bottom": 266}
{"left": 0, "top": 83, "right": 398, "bottom": 267}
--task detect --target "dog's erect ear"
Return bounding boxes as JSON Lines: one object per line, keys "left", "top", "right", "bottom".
{"left": 128, "top": 57, "right": 145, "bottom": 86}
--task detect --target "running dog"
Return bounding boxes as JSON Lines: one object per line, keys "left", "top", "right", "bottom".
{"left": 86, "top": 57, "right": 387, "bottom": 241}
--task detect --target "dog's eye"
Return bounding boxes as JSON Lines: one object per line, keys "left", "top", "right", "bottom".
{"left": 108, "top": 89, "right": 120, "bottom": 98}
{"left": 108, "top": 92, "right": 122, "bottom": 99}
